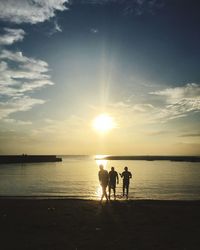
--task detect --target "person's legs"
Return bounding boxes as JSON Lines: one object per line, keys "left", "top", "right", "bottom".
{"left": 113, "top": 186, "right": 116, "bottom": 199}
{"left": 101, "top": 187, "right": 104, "bottom": 201}
{"left": 108, "top": 185, "right": 111, "bottom": 200}
{"left": 101, "top": 186, "right": 108, "bottom": 201}
{"left": 123, "top": 182, "right": 125, "bottom": 196}
{"left": 104, "top": 186, "right": 108, "bottom": 201}
{"left": 101, "top": 185, "right": 105, "bottom": 201}
{"left": 126, "top": 184, "right": 129, "bottom": 199}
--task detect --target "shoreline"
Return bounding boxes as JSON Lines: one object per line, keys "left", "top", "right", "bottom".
{"left": 0, "top": 196, "right": 200, "bottom": 202}
{"left": 1, "top": 198, "right": 200, "bottom": 249}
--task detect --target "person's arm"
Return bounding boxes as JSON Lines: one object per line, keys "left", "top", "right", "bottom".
{"left": 98, "top": 172, "right": 101, "bottom": 183}
{"left": 129, "top": 172, "right": 132, "bottom": 179}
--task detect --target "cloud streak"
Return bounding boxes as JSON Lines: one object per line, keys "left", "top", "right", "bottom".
{"left": 179, "top": 133, "right": 200, "bottom": 137}
{"left": 0, "top": 28, "right": 25, "bottom": 46}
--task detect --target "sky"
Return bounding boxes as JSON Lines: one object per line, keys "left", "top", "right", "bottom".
{"left": 0, "top": 0, "right": 199, "bottom": 155}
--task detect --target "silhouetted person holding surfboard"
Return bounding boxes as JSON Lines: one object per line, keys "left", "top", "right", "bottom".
{"left": 120, "top": 166, "right": 132, "bottom": 199}
{"left": 108, "top": 167, "right": 119, "bottom": 200}
{"left": 98, "top": 165, "right": 109, "bottom": 202}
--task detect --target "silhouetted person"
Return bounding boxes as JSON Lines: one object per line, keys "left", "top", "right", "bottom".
{"left": 120, "top": 166, "right": 132, "bottom": 199}
{"left": 108, "top": 167, "right": 119, "bottom": 200}
{"left": 98, "top": 164, "right": 109, "bottom": 202}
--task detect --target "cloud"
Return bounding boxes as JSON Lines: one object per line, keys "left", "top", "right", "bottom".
{"left": 103, "top": 83, "right": 200, "bottom": 126}
{"left": 0, "top": 48, "right": 53, "bottom": 120}
{"left": 53, "top": 20, "right": 62, "bottom": 33}
{"left": 149, "top": 83, "right": 200, "bottom": 122}
{"left": 0, "top": 0, "right": 68, "bottom": 24}
{"left": 179, "top": 133, "right": 200, "bottom": 137}
{"left": 3, "top": 118, "right": 32, "bottom": 125}
{"left": 0, "top": 96, "right": 45, "bottom": 119}
{"left": 0, "top": 28, "right": 25, "bottom": 46}
{"left": 47, "top": 20, "right": 63, "bottom": 36}
{"left": 150, "top": 83, "right": 200, "bottom": 104}
{"left": 90, "top": 28, "right": 99, "bottom": 34}
{"left": 149, "top": 98, "right": 200, "bottom": 123}
{"left": 108, "top": 101, "right": 130, "bottom": 109}
{"left": 144, "top": 130, "right": 169, "bottom": 136}
{"left": 0, "top": 1, "right": 64, "bottom": 122}
{"left": 0, "top": 49, "right": 53, "bottom": 97}
{"left": 132, "top": 103, "right": 154, "bottom": 112}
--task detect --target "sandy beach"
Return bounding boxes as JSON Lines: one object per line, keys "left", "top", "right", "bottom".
{"left": 0, "top": 198, "right": 200, "bottom": 250}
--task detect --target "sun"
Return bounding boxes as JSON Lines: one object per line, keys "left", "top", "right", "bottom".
{"left": 92, "top": 114, "right": 116, "bottom": 133}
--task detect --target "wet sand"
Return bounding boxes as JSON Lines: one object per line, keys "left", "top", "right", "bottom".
{"left": 0, "top": 198, "right": 200, "bottom": 250}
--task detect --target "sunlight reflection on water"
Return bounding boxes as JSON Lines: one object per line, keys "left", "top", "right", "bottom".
{"left": 95, "top": 155, "right": 108, "bottom": 169}
{"left": 0, "top": 155, "right": 200, "bottom": 200}
{"left": 95, "top": 155, "right": 108, "bottom": 198}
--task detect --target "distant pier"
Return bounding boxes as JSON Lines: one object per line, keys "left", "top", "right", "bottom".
{"left": 0, "top": 155, "right": 62, "bottom": 164}
{"left": 95, "top": 155, "right": 200, "bottom": 162}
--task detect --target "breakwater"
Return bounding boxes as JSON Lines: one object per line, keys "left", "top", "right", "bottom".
{"left": 96, "top": 155, "right": 200, "bottom": 162}
{"left": 0, "top": 155, "right": 62, "bottom": 164}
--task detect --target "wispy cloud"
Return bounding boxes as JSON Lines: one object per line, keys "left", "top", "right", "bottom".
{"left": 0, "top": 49, "right": 53, "bottom": 97}
{"left": 0, "top": 0, "right": 68, "bottom": 24}
{"left": 0, "top": 49, "right": 53, "bottom": 119}
{"left": 0, "top": 96, "right": 45, "bottom": 119}
{"left": 53, "top": 20, "right": 62, "bottom": 33}
{"left": 102, "top": 83, "right": 200, "bottom": 126}
{"left": 132, "top": 103, "right": 154, "bottom": 112}
{"left": 149, "top": 83, "right": 200, "bottom": 122}
{"left": 48, "top": 20, "right": 63, "bottom": 36}
{"left": 144, "top": 130, "right": 169, "bottom": 136}
{"left": 90, "top": 28, "right": 99, "bottom": 34}
{"left": 3, "top": 118, "right": 32, "bottom": 125}
{"left": 179, "top": 133, "right": 200, "bottom": 137}
{"left": 150, "top": 83, "right": 200, "bottom": 104}
{"left": 0, "top": 28, "right": 25, "bottom": 46}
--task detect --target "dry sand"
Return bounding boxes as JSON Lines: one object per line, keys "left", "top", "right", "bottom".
{"left": 0, "top": 198, "right": 200, "bottom": 250}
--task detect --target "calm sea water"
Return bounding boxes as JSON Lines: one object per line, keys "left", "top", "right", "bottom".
{"left": 0, "top": 155, "right": 200, "bottom": 200}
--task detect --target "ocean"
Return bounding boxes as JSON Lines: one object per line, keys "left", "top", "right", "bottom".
{"left": 0, "top": 155, "right": 199, "bottom": 200}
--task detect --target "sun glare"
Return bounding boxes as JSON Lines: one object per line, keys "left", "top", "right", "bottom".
{"left": 92, "top": 114, "right": 115, "bottom": 133}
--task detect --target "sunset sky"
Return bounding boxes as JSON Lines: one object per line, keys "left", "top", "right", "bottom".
{"left": 0, "top": 0, "right": 199, "bottom": 155}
